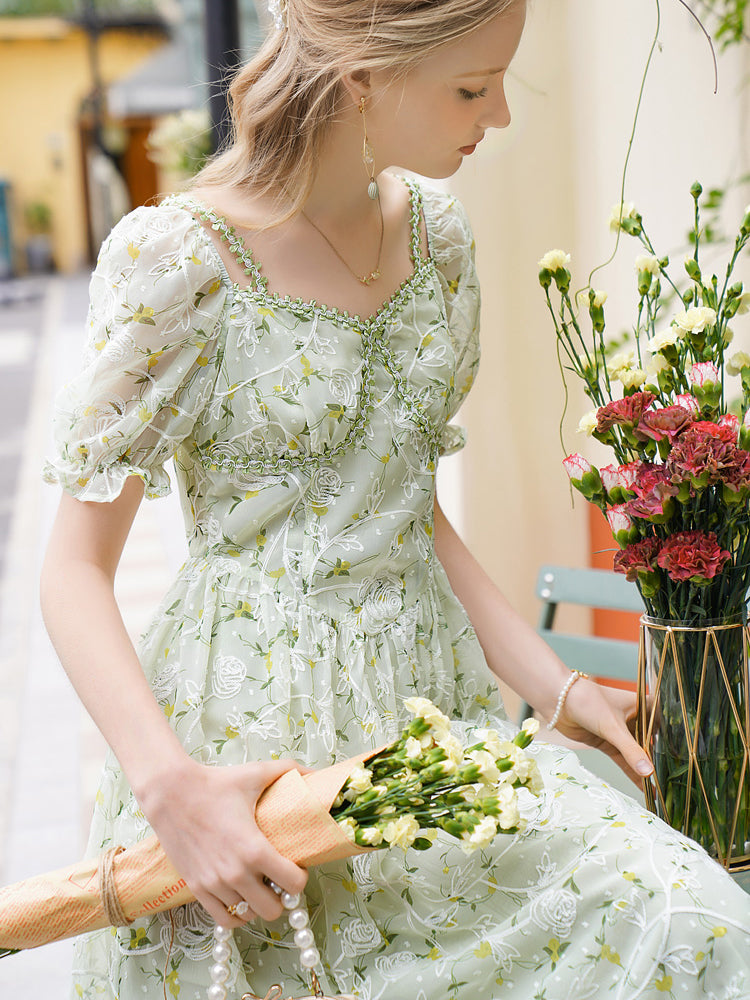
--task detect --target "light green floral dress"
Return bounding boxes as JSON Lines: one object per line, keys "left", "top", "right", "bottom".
{"left": 45, "top": 180, "right": 750, "bottom": 1000}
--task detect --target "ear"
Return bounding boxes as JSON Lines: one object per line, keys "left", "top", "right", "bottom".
{"left": 340, "top": 68, "right": 372, "bottom": 107}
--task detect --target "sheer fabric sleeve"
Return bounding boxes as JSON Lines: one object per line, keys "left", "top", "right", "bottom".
{"left": 43, "top": 205, "right": 228, "bottom": 502}
{"left": 421, "top": 186, "right": 481, "bottom": 457}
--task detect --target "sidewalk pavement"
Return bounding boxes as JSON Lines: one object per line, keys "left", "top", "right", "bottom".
{"left": 0, "top": 273, "right": 186, "bottom": 995}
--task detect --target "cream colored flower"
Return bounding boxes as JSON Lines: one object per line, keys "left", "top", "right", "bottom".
{"left": 476, "top": 728, "right": 504, "bottom": 759}
{"left": 437, "top": 733, "right": 465, "bottom": 765}
{"left": 404, "top": 736, "right": 423, "bottom": 759}
{"left": 607, "top": 350, "right": 635, "bottom": 378}
{"left": 522, "top": 718, "right": 540, "bottom": 737}
{"left": 538, "top": 249, "right": 571, "bottom": 271}
{"left": 646, "top": 354, "right": 670, "bottom": 377}
{"left": 382, "top": 815, "right": 420, "bottom": 849}
{"left": 672, "top": 306, "right": 717, "bottom": 335}
{"left": 577, "top": 409, "right": 598, "bottom": 436}
{"left": 404, "top": 697, "right": 451, "bottom": 739}
{"left": 469, "top": 749, "right": 501, "bottom": 785}
{"left": 737, "top": 292, "right": 750, "bottom": 315}
{"left": 591, "top": 289, "right": 608, "bottom": 308}
{"left": 648, "top": 327, "right": 682, "bottom": 353}
{"left": 344, "top": 764, "right": 373, "bottom": 801}
{"left": 496, "top": 785, "right": 522, "bottom": 830}
{"left": 358, "top": 827, "right": 384, "bottom": 846}
{"left": 727, "top": 351, "right": 750, "bottom": 376}
{"left": 620, "top": 367, "right": 647, "bottom": 389}
{"left": 337, "top": 816, "right": 358, "bottom": 843}
{"left": 635, "top": 253, "right": 661, "bottom": 275}
{"left": 462, "top": 816, "right": 498, "bottom": 853}
{"left": 609, "top": 201, "right": 638, "bottom": 231}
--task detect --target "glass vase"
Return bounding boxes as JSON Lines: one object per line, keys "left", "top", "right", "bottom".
{"left": 636, "top": 615, "right": 750, "bottom": 872}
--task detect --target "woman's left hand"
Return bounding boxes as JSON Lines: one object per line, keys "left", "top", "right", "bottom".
{"left": 553, "top": 678, "right": 654, "bottom": 786}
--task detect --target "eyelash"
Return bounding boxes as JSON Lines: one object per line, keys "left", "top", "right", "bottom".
{"left": 458, "top": 87, "right": 488, "bottom": 101}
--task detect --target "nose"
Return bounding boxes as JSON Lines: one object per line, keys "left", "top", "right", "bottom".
{"left": 479, "top": 81, "right": 511, "bottom": 130}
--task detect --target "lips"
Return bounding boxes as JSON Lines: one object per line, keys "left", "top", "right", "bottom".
{"left": 459, "top": 136, "right": 484, "bottom": 155}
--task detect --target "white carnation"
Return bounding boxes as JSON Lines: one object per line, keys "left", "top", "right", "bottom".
{"left": 648, "top": 327, "right": 682, "bottom": 353}
{"left": 635, "top": 253, "right": 661, "bottom": 275}
{"left": 672, "top": 306, "right": 717, "bottom": 335}
{"left": 577, "top": 409, "right": 598, "bottom": 436}
{"left": 538, "top": 249, "right": 571, "bottom": 271}
{"left": 382, "top": 815, "right": 420, "bottom": 849}
{"left": 344, "top": 765, "right": 373, "bottom": 801}
{"left": 727, "top": 351, "right": 750, "bottom": 376}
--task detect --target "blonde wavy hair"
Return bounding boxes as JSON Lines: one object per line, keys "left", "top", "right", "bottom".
{"left": 192, "top": 0, "right": 522, "bottom": 224}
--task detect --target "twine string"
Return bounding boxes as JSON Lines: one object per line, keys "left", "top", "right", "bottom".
{"left": 99, "top": 845, "right": 132, "bottom": 928}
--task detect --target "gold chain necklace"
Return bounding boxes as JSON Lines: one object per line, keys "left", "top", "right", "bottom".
{"left": 301, "top": 200, "right": 384, "bottom": 286}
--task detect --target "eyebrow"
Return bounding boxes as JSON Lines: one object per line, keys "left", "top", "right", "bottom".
{"left": 453, "top": 67, "right": 505, "bottom": 78}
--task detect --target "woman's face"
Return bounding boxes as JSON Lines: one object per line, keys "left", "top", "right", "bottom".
{"left": 367, "top": 2, "right": 527, "bottom": 179}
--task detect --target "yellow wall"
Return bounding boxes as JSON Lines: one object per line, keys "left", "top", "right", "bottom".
{"left": 0, "top": 17, "right": 165, "bottom": 273}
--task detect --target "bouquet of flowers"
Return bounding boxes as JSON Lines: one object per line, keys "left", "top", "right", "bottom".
{"left": 538, "top": 183, "right": 750, "bottom": 866}
{"left": 540, "top": 184, "right": 750, "bottom": 624}
{"left": 0, "top": 700, "right": 540, "bottom": 956}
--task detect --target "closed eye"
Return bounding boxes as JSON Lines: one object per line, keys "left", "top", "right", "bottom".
{"left": 458, "top": 87, "right": 488, "bottom": 101}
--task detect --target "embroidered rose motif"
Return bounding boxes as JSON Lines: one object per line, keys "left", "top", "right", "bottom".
{"left": 358, "top": 574, "right": 405, "bottom": 635}
{"left": 530, "top": 887, "right": 578, "bottom": 938}
{"left": 340, "top": 918, "right": 383, "bottom": 957}
{"left": 210, "top": 655, "right": 247, "bottom": 699}
{"left": 306, "top": 467, "right": 342, "bottom": 509}
{"left": 329, "top": 369, "right": 358, "bottom": 408}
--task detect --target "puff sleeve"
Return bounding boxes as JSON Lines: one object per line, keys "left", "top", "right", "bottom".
{"left": 43, "top": 204, "right": 228, "bottom": 501}
{"left": 421, "top": 187, "right": 481, "bottom": 456}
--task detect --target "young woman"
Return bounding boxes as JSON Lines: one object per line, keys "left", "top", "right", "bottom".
{"left": 42, "top": 1, "right": 749, "bottom": 997}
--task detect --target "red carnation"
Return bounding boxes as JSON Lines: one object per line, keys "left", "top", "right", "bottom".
{"left": 636, "top": 405, "right": 692, "bottom": 443}
{"left": 596, "top": 392, "right": 656, "bottom": 433}
{"left": 666, "top": 424, "right": 749, "bottom": 488}
{"left": 613, "top": 536, "right": 662, "bottom": 581}
{"left": 655, "top": 530, "right": 732, "bottom": 583}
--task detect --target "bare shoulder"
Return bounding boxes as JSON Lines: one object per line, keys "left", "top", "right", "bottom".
{"left": 185, "top": 184, "right": 273, "bottom": 230}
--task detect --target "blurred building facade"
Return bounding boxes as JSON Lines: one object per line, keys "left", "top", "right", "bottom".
{"left": 0, "top": 0, "right": 263, "bottom": 276}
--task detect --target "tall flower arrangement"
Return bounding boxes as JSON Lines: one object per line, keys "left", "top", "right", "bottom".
{"left": 540, "top": 185, "right": 750, "bottom": 625}
{"left": 539, "top": 185, "right": 750, "bottom": 865}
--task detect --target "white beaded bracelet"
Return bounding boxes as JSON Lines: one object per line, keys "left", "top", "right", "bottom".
{"left": 546, "top": 670, "right": 590, "bottom": 730}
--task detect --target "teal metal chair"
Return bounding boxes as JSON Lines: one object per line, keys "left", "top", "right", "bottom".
{"left": 519, "top": 564, "right": 643, "bottom": 726}
{"left": 520, "top": 564, "right": 645, "bottom": 802}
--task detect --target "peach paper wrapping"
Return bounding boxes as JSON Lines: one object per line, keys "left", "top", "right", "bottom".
{"left": 0, "top": 750, "right": 383, "bottom": 952}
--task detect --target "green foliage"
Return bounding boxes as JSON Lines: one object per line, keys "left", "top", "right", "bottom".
{"left": 696, "top": 0, "right": 749, "bottom": 48}
{"left": 0, "top": 0, "right": 158, "bottom": 17}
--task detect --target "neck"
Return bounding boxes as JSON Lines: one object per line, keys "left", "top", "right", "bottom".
{"left": 302, "top": 103, "right": 379, "bottom": 228}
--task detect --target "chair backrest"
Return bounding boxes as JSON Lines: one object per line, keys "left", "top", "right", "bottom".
{"left": 518, "top": 564, "right": 642, "bottom": 726}
{"left": 535, "top": 564, "right": 642, "bottom": 682}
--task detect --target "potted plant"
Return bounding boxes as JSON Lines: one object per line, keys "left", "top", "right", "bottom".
{"left": 24, "top": 200, "right": 54, "bottom": 274}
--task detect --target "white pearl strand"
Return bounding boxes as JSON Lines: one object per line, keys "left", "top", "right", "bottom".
{"left": 208, "top": 882, "right": 321, "bottom": 1000}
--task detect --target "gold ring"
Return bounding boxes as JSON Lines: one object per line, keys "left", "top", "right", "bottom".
{"left": 227, "top": 900, "right": 251, "bottom": 918}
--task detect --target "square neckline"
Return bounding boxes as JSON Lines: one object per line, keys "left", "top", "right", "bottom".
{"left": 164, "top": 176, "right": 437, "bottom": 330}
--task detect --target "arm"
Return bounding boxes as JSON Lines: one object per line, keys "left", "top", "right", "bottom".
{"left": 41, "top": 480, "right": 307, "bottom": 925}
{"left": 434, "top": 496, "right": 653, "bottom": 782}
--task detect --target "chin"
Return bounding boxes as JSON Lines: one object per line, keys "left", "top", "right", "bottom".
{"left": 392, "top": 159, "right": 462, "bottom": 181}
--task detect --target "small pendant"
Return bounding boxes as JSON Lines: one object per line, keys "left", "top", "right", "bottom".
{"left": 367, "top": 180, "right": 380, "bottom": 201}
{"left": 359, "top": 269, "right": 381, "bottom": 286}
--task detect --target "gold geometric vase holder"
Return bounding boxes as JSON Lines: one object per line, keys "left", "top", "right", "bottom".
{"left": 636, "top": 615, "right": 750, "bottom": 873}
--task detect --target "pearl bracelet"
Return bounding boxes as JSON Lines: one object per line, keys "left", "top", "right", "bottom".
{"left": 546, "top": 670, "right": 589, "bottom": 730}
{"left": 209, "top": 883, "right": 323, "bottom": 1000}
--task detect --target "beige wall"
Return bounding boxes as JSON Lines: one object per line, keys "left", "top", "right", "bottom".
{"left": 0, "top": 18, "right": 164, "bottom": 273}
{"left": 449, "top": 0, "right": 749, "bottom": 629}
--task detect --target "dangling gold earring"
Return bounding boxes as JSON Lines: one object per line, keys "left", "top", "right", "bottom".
{"left": 359, "top": 96, "right": 379, "bottom": 201}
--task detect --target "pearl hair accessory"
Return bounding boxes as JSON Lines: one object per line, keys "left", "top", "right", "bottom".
{"left": 547, "top": 670, "right": 590, "bottom": 730}
{"left": 267, "top": 0, "right": 288, "bottom": 31}
{"left": 209, "top": 882, "right": 323, "bottom": 1000}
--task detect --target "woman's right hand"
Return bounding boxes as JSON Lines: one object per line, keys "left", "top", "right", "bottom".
{"left": 137, "top": 756, "right": 310, "bottom": 927}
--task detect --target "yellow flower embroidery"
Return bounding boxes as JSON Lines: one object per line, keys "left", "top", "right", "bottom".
{"left": 473, "top": 941, "right": 492, "bottom": 959}
{"left": 655, "top": 975, "right": 673, "bottom": 992}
